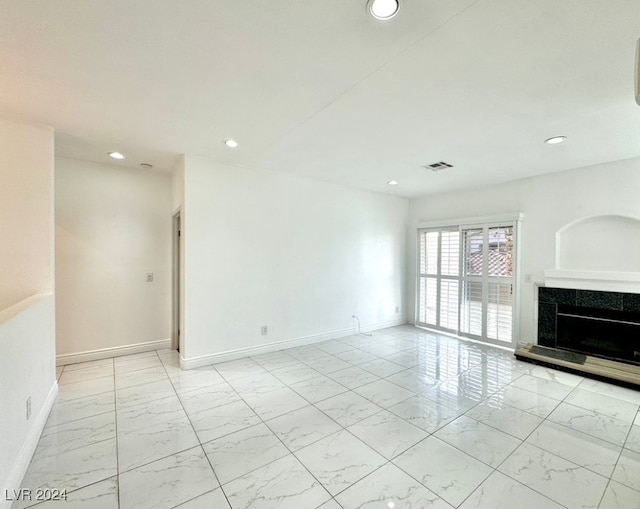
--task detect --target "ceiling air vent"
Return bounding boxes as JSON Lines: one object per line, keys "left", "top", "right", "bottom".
{"left": 425, "top": 161, "right": 454, "bottom": 171}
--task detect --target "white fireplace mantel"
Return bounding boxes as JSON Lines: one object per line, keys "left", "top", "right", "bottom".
{"left": 544, "top": 269, "right": 640, "bottom": 294}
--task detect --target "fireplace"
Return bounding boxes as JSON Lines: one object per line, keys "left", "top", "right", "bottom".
{"left": 538, "top": 287, "right": 640, "bottom": 365}
{"left": 521, "top": 215, "right": 640, "bottom": 383}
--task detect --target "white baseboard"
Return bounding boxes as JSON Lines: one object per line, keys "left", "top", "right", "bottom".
{"left": 180, "top": 318, "right": 407, "bottom": 370}
{"left": 56, "top": 338, "right": 172, "bottom": 366}
{"left": 359, "top": 317, "right": 407, "bottom": 334}
{"left": 2, "top": 381, "right": 58, "bottom": 509}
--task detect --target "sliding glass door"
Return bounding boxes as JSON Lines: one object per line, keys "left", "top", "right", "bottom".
{"left": 417, "top": 221, "right": 517, "bottom": 347}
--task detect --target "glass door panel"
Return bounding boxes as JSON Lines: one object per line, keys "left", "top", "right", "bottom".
{"left": 487, "top": 282, "right": 513, "bottom": 342}
{"left": 460, "top": 280, "right": 483, "bottom": 336}
{"left": 418, "top": 276, "right": 437, "bottom": 326}
{"left": 439, "top": 279, "right": 459, "bottom": 331}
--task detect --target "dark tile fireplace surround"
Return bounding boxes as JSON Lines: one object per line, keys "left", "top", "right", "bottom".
{"left": 538, "top": 287, "right": 640, "bottom": 365}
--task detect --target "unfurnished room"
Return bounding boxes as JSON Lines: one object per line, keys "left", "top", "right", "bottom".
{"left": 1, "top": 1, "right": 640, "bottom": 508}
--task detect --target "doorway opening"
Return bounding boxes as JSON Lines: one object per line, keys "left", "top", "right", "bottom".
{"left": 172, "top": 210, "right": 181, "bottom": 353}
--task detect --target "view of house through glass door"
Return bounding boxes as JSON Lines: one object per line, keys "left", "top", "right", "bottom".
{"left": 417, "top": 221, "right": 517, "bottom": 347}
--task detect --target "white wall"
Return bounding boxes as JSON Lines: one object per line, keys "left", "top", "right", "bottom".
{"left": 182, "top": 156, "right": 408, "bottom": 363}
{"left": 0, "top": 118, "right": 56, "bottom": 506}
{"left": 407, "top": 156, "right": 640, "bottom": 345}
{"left": 172, "top": 156, "right": 184, "bottom": 212}
{"left": 55, "top": 158, "right": 172, "bottom": 360}
{"left": 0, "top": 120, "right": 54, "bottom": 310}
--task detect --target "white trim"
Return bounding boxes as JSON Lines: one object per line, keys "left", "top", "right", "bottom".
{"left": 56, "top": 338, "right": 172, "bottom": 366}
{"left": 2, "top": 381, "right": 58, "bottom": 509}
{"left": 180, "top": 318, "right": 407, "bottom": 370}
{"left": 413, "top": 228, "right": 422, "bottom": 331}
{"left": 416, "top": 212, "right": 524, "bottom": 230}
{"left": 544, "top": 269, "right": 640, "bottom": 293}
{"left": 513, "top": 217, "right": 523, "bottom": 347}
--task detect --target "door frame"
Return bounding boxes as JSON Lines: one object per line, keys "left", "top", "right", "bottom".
{"left": 172, "top": 209, "right": 182, "bottom": 352}
{"left": 415, "top": 213, "right": 523, "bottom": 349}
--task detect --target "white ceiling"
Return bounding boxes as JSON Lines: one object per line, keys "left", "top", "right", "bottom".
{"left": 1, "top": 0, "right": 639, "bottom": 197}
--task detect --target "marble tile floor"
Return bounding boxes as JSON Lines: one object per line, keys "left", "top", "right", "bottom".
{"left": 13, "top": 325, "right": 640, "bottom": 509}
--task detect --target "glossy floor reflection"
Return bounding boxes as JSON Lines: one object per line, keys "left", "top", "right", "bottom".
{"left": 14, "top": 326, "right": 640, "bottom": 508}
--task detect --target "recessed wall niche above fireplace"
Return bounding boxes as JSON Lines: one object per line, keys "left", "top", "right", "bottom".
{"left": 537, "top": 287, "right": 640, "bottom": 365}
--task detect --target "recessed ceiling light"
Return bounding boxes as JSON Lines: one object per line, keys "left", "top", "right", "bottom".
{"left": 108, "top": 151, "right": 125, "bottom": 160}
{"left": 367, "top": 0, "right": 400, "bottom": 20}
{"left": 544, "top": 136, "right": 567, "bottom": 145}
{"left": 387, "top": 180, "right": 398, "bottom": 186}
{"left": 224, "top": 139, "right": 239, "bottom": 148}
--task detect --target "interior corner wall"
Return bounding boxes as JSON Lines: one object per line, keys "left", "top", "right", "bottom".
{"left": 407, "top": 156, "right": 640, "bottom": 345}
{"left": 0, "top": 118, "right": 56, "bottom": 504}
{"left": 171, "top": 156, "right": 185, "bottom": 212}
{"left": 55, "top": 158, "right": 172, "bottom": 359}
{"left": 182, "top": 156, "right": 408, "bottom": 362}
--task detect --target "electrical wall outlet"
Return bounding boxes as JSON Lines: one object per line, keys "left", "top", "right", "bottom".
{"left": 261, "top": 326, "right": 268, "bottom": 336}
{"left": 26, "top": 397, "right": 31, "bottom": 420}
{"left": 146, "top": 272, "right": 154, "bottom": 283}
